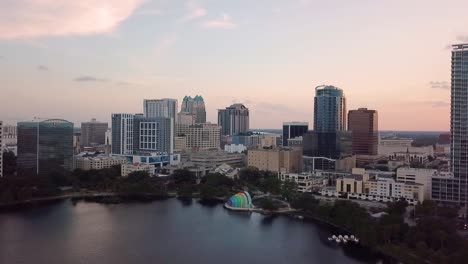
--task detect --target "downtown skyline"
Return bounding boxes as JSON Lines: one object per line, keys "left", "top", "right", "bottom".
{"left": 1, "top": 0, "right": 468, "bottom": 130}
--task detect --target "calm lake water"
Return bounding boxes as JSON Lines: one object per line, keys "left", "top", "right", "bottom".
{"left": 0, "top": 199, "right": 387, "bottom": 264}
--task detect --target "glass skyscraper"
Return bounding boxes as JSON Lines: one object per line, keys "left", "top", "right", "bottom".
{"left": 314, "top": 85, "right": 346, "bottom": 133}
{"left": 17, "top": 119, "right": 74, "bottom": 177}
{"left": 133, "top": 115, "right": 173, "bottom": 154}
{"left": 218, "top": 104, "right": 249, "bottom": 136}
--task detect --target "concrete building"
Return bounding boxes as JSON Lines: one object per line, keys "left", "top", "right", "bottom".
{"left": 143, "top": 98, "right": 178, "bottom": 120}
{"left": 2, "top": 124, "right": 17, "bottom": 146}
{"left": 81, "top": 118, "right": 108, "bottom": 147}
{"left": 287, "top": 136, "right": 303, "bottom": 148}
{"left": 133, "top": 115, "right": 173, "bottom": 154}
{"left": 0, "top": 121, "right": 2, "bottom": 178}
{"left": 282, "top": 122, "right": 308, "bottom": 147}
{"left": 378, "top": 145, "right": 434, "bottom": 157}
{"left": 180, "top": 95, "right": 206, "bottom": 124}
{"left": 121, "top": 163, "right": 155, "bottom": 177}
{"left": 336, "top": 174, "right": 365, "bottom": 194}
{"left": 232, "top": 133, "right": 260, "bottom": 148}
{"left": 224, "top": 144, "right": 247, "bottom": 153}
{"left": 111, "top": 114, "right": 134, "bottom": 155}
{"left": 348, "top": 108, "right": 378, "bottom": 155}
{"left": 366, "top": 176, "right": 425, "bottom": 203}
{"left": 260, "top": 134, "right": 279, "bottom": 148}
{"left": 247, "top": 148, "right": 303, "bottom": 173}
{"left": 218, "top": 104, "right": 249, "bottom": 136}
{"left": 177, "top": 112, "right": 195, "bottom": 126}
{"left": 190, "top": 150, "right": 245, "bottom": 168}
{"left": 74, "top": 155, "right": 128, "bottom": 170}
{"left": 104, "top": 128, "right": 112, "bottom": 154}
{"left": 174, "top": 136, "right": 188, "bottom": 152}
{"left": 389, "top": 151, "right": 429, "bottom": 164}
{"left": 397, "top": 167, "right": 437, "bottom": 199}
{"left": 280, "top": 172, "right": 328, "bottom": 193}
{"left": 17, "top": 119, "right": 74, "bottom": 177}
{"left": 379, "top": 137, "right": 413, "bottom": 147}
{"left": 175, "top": 123, "right": 221, "bottom": 151}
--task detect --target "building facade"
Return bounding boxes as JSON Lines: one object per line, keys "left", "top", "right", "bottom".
{"left": 218, "top": 104, "right": 249, "bottom": 136}
{"left": 348, "top": 108, "right": 378, "bottom": 155}
{"left": 314, "top": 85, "right": 346, "bottom": 133}
{"left": 133, "top": 115, "right": 173, "bottom": 154}
{"left": 247, "top": 148, "right": 303, "bottom": 173}
{"left": 180, "top": 95, "right": 206, "bottom": 124}
{"left": 74, "top": 155, "right": 128, "bottom": 170}
{"left": 449, "top": 43, "right": 468, "bottom": 202}
{"left": 121, "top": 163, "right": 156, "bottom": 177}
{"left": 282, "top": 122, "right": 308, "bottom": 147}
{"left": 17, "top": 119, "right": 74, "bottom": 177}
{"left": 81, "top": 118, "right": 108, "bottom": 147}
{"left": 111, "top": 114, "right": 134, "bottom": 155}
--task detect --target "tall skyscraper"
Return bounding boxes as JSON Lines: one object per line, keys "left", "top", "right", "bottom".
{"left": 111, "top": 114, "right": 134, "bottom": 155}
{"left": 81, "top": 118, "right": 108, "bottom": 147}
{"left": 218, "top": 104, "right": 250, "bottom": 136}
{"left": 17, "top": 119, "right": 74, "bottom": 177}
{"left": 451, "top": 43, "right": 468, "bottom": 202}
{"left": 181, "top": 95, "right": 207, "bottom": 124}
{"left": 348, "top": 108, "right": 378, "bottom": 155}
{"left": 0, "top": 120, "right": 3, "bottom": 178}
{"left": 133, "top": 115, "right": 173, "bottom": 154}
{"left": 282, "top": 122, "right": 309, "bottom": 147}
{"left": 314, "top": 85, "right": 346, "bottom": 132}
{"left": 143, "top": 98, "right": 178, "bottom": 123}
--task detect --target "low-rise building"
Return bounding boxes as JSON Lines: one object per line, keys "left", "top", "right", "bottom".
{"left": 224, "top": 144, "right": 247, "bottom": 153}
{"left": 190, "top": 150, "right": 245, "bottom": 168}
{"left": 74, "top": 154, "right": 128, "bottom": 170}
{"left": 280, "top": 172, "right": 327, "bottom": 193}
{"left": 396, "top": 167, "right": 437, "bottom": 199}
{"left": 248, "top": 148, "right": 303, "bottom": 173}
{"left": 213, "top": 163, "right": 240, "bottom": 179}
{"left": 121, "top": 163, "right": 155, "bottom": 177}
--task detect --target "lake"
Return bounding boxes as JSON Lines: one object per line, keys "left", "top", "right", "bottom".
{"left": 0, "top": 199, "right": 388, "bottom": 264}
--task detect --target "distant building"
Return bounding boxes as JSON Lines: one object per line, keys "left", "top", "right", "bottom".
{"left": 282, "top": 122, "right": 308, "bottom": 147}
{"left": 121, "top": 163, "right": 155, "bottom": 177}
{"left": 190, "top": 150, "right": 245, "bottom": 168}
{"left": 348, "top": 108, "right": 378, "bottom": 155}
{"left": 104, "top": 128, "right": 112, "bottom": 154}
{"left": 232, "top": 133, "right": 260, "bottom": 148}
{"left": 177, "top": 112, "right": 195, "bottom": 126}
{"left": 303, "top": 131, "right": 352, "bottom": 159}
{"left": 81, "top": 118, "right": 108, "bottom": 147}
{"left": 111, "top": 114, "right": 134, "bottom": 155}
{"left": 218, "top": 104, "right": 249, "bottom": 136}
{"left": 2, "top": 124, "right": 17, "bottom": 146}
{"left": 133, "top": 115, "right": 173, "bottom": 154}
{"left": 74, "top": 154, "right": 128, "bottom": 170}
{"left": 175, "top": 123, "right": 221, "bottom": 151}
{"left": 247, "top": 148, "right": 303, "bottom": 173}
{"left": 314, "top": 85, "right": 346, "bottom": 133}
{"left": 397, "top": 167, "right": 438, "bottom": 200}
{"left": 224, "top": 144, "right": 247, "bottom": 153}
{"left": 287, "top": 136, "right": 303, "bottom": 148}
{"left": 379, "top": 137, "right": 413, "bottom": 147}
{"left": 0, "top": 121, "right": 3, "bottom": 178}
{"left": 260, "top": 134, "right": 279, "bottom": 148}
{"left": 279, "top": 172, "right": 328, "bottom": 193}
{"left": 17, "top": 119, "right": 74, "bottom": 177}
{"left": 143, "top": 99, "right": 177, "bottom": 142}
{"left": 181, "top": 95, "right": 206, "bottom": 124}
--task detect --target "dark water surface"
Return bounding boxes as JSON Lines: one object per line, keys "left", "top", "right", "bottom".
{"left": 0, "top": 199, "right": 386, "bottom": 264}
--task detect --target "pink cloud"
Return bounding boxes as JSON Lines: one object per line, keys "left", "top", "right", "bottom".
{"left": 202, "top": 13, "right": 237, "bottom": 29}
{"left": 0, "top": 0, "right": 144, "bottom": 39}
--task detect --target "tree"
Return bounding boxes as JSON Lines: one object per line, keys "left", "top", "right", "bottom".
{"left": 259, "top": 198, "right": 279, "bottom": 211}
{"left": 239, "top": 167, "right": 262, "bottom": 185}
{"left": 172, "top": 169, "right": 196, "bottom": 185}
{"left": 281, "top": 180, "right": 298, "bottom": 201}
{"left": 2, "top": 151, "right": 16, "bottom": 177}
{"left": 199, "top": 184, "right": 217, "bottom": 201}
{"left": 177, "top": 183, "right": 193, "bottom": 199}
{"left": 260, "top": 176, "right": 281, "bottom": 195}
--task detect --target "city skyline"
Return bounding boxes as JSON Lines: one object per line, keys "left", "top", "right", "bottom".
{"left": 1, "top": 0, "right": 468, "bottom": 130}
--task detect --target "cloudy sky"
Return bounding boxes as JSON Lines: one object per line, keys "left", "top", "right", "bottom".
{"left": 0, "top": 0, "right": 466, "bottom": 131}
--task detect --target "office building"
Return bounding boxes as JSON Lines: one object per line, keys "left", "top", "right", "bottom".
{"left": 450, "top": 43, "right": 468, "bottom": 202}
{"left": 397, "top": 167, "right": 438, "bottom": 200}
{"left": 190, "top": 150, "right": 245, "bottom": 168}
{"left": 2, "top": 124, "right": 17, "bottom": 146}
{"left": 282, "top": 122, "right": 308, "bottom": 147}
{"left": 247, "top": 148, "right": 303, "bottom": 173}
{"left": 232, "top": 132, "right": 260, "bottom": 148}
{"left": 177, "top": 112, "right": 196, "bottom": 126}
{"left": 81, "top": 118, "right": 108, "bottom": 147}
{"left": 181, "top": 95, "right": 207, "bottom": 124}
{"left": 348, "top": 108, "right": 378, "bottom": 155}
{"left": 0, "top": 121, "right": 2, "bottom": 178}
{"left": 314, "top": 85, "right": 346, "bottom": 133}
{"left": 279, "top": 172, "right": 328, "bottom": 193}
{"left": 111, "top": 114, "right": 134, "bottom": 155}
{"left": 303, "top": 131, "right": 352, "bottom": 159}
{"left": 218, "top": 104, "right": 249, "bottom": 136}
{"left": 74, "top": 154, "right": 128, "bottom": 171}
{"left": 143, "top": 98, "right": 177, "bottom": 126}
{"left": 17, "top": 119, "right": 74, "bottom": 177}
{"left": 133, "top": 115, "right": 173, "bottom": 154}
{"left": 175, "top": 123, "right": 221, "bottom": 151}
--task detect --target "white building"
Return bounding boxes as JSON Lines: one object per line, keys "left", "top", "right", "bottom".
{"left": 378, "top": 145, "right": 434, "bottom": 157}
{"left": 74, "top": 155, "right": 128, "bottom": 170}
{"left": 280, "top": 172, "right": 327, "bottom": 193}
{"left": 389, "top": 151, "right": 429, "bottom": 163}
{"left": 121, "top": 163, "right": 156, "bottom": 177}
{"left": 2, "top": 124, "right": 17, "bottom": 146}
{"left": 367, "top": 175, "right": 425, "bottom": 203}
{"left": 224, "top": 144, "right": 247, "bottom": 153}
{"left": 379, "top": 137, "right": 413, "bottom": 147}
{"left": 111, "top": 113, "right": 134, "bottom": 155}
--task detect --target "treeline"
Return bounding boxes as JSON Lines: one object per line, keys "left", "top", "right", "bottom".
{"left": 292, "top": 195, "right": 468, "bottom": 263}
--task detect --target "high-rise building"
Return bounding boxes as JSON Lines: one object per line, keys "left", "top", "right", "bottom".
{"left": 133, "top": 115, "right": 173, "bottom": 154}
{"left": 143, "top": 98, "right": 177, "bottom": 123}
{"left": 181, "top": 95, "right": 207, "bottom": 124}
{"left": 0, "top": 120, "right": 3, "bottom": 178}
{"left": 17, "top": 119, "right": 74, "bottom": 177}
{"left": 314, "top": 85, "right": 346, "bottom": 132}
{"left": 247, "top": 148, "right": 303, "bottom": 173}
{"left": 450, "top": 43, "right": 468, "bottom": 202}
{"left": 174, "top": 123, "right": 221, "bottom": 151}
{"left": 177, "top": 112, "right": 196, "bottom": 126}
{"left": 218, "top": 104, "right": 249, "bottom": 136}
{"left": 348, "top": 108, "right": 378, "bottom": 155}
{"left": 111, "top": 114, "right": 134, "bottom": 155}
{"left": 81, "top": 118, "right": 108, "bottom": 147}
{"left": 282, "top": 122, "right": 309, "bottom": 146}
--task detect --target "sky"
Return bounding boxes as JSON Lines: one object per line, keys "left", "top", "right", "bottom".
{"left": 0, "top": 0, "right": 467, "bottom": 131}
